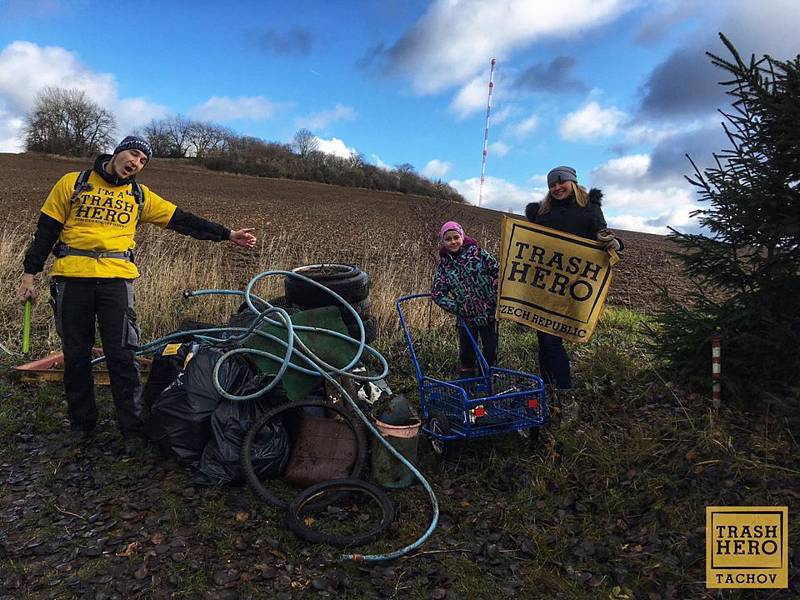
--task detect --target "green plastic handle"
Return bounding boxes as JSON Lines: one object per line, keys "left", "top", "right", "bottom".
{"left": 22, "top": 299, "right": 31, "bottom": 353}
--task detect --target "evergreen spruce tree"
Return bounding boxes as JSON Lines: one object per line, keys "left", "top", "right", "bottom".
{"left": 650, "top": 34, "right": 800, "bottom": 405}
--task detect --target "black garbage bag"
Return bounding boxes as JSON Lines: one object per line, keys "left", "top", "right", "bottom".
{"left": 193, "top": 393, "right": 290, "bottom": 487}
{"left": 142, "top": 321, "right": 220, "bottom": 416}
{"left": 147, "top": 346, "right": 253, "bottom": 468}
{"left": 143, "top": 341, "right": 198, "bottom": 417}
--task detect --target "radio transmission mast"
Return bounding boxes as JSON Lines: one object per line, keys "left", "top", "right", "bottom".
{"left": 478, "top": 58, "right": 496, "bottom": 207}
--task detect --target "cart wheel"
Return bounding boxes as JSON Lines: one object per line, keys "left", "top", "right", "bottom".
{"left": 517, "top": 426, "right": 541, "bottom": 449}
{"left": 428, "top": 412, "right": 451, "bottom": 459}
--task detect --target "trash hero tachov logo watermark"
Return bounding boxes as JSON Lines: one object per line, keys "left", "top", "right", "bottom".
{"left": 706, "top": 506, "right": 788, "bottom": 588}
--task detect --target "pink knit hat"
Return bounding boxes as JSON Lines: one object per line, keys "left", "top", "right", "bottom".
{"left": 439, "top": 221, "right": 464, "bottom": 243}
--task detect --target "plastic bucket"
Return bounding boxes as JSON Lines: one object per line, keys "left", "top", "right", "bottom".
{"left": 370, "top": 418, "right": 421, "bottom": 489}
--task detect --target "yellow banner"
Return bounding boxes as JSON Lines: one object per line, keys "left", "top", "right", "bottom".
{"left": 706, "top": 506, "right": 788, "bottom": 588}
{"left": 496, "top": 216, "right": 618, "bottom": 343}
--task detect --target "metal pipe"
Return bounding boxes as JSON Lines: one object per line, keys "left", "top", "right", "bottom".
{"left": 478, "top": 58, "right": 497, "bottom": 207}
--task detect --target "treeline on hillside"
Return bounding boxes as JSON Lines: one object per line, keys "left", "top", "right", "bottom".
{"left": 21, "top": 86, "right": 465, "bottom": 203}
{"left": 203, "top": 133, "right": 463, "bottom": 199}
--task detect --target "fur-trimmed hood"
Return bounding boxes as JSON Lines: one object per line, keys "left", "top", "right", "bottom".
{"left": 525, "top": 187, "right": 603, "bottom": 220}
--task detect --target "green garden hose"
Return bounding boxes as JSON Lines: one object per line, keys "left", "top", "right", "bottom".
{"left": 91, "top": 269, "right": 439, "bottom": 562}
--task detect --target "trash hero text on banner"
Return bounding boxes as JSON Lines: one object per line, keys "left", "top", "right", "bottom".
{"left": 496, "top": 217, "right": 618, "bottom": 343}
{"left": 706, "top": 506, "right": 789, "bottom": 589}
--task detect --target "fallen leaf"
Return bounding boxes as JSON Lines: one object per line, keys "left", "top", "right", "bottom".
{"left": 115, "top": 542, "right": 140, "bottom": 557}
{"left": 588, "top": 575, "right": 604, "bottom": 587}
{"left": 270, "top": 549, "right": 287, "bottom": 561}
{"left": 235, "top": 511, "right": 249, "bottom": 523}
{"left": 150, "top": 532, "right": 166, "bottom": 545}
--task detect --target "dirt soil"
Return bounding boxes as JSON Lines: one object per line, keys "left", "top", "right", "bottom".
{"left": 1, "top": 153, "right": 688, "bottom": 311}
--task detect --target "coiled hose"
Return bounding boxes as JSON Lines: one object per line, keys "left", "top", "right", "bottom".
{"left": 92, "top": 269, "right": 439, "bottom": 562}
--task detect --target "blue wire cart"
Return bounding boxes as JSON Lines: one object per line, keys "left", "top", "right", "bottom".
{"left": 396, "top": 294, "right": 548, "bottom": 456}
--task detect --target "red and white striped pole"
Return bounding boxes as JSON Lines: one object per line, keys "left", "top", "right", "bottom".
{"left": 711, "top": 333, "right": 721, "bottom": 408}
{"left": 478, "top": 58, "right": 496, "bottom": 207}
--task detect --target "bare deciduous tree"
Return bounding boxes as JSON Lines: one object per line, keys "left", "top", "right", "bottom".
{"left": 165, "top": 115, "right": 194, "bottom": 158}
{"left": 292, "top": 128, "right": 318, "bottom": 158}
{"left": 24, "top": 87, "right": 116, "bottom": 156}
{"left": 348, "top": 152, "right": 366, "bottom": 170}
{"left": 141, "top": 119, "right": 173, "bottom": 158}
{"left": 187, "top": 121, "right": 231, "bottom": 159}
{"left": 394, "top": 163, "right": 416, "bottom": 174}
{"left": 146, "top": 115, "right": 193, "bottom": 158}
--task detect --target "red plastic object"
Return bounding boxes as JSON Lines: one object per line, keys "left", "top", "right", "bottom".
{"left": 15, "top": 347, "right": 151, "bottom": 385}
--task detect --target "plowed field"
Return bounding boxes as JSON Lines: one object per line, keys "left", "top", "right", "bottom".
{"left": 1, "top": 152, "right": 689, "bottom": 310}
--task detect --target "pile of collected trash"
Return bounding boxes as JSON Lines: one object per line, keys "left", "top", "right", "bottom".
{"left": 138, "top": 265, "right": 432, "bottom": 556}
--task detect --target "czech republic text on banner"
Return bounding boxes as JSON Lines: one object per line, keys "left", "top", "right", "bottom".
{"left": 496, "top": 216, "right": 619, "bottom": 344}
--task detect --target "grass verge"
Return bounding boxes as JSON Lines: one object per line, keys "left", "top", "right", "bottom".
{"left": 1, "top": 308, "right": 798, "bottom": 598}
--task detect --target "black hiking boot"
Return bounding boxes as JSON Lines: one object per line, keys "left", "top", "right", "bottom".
{"left": 122, "top": 435, "right": 149, "bottom": 457}
{"left": 64, "top": 428, "right": 93, "bottom": 447}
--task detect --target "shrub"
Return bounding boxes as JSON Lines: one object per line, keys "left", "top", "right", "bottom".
{"left": 648, "top": 35, "right": 800, "bottom": 405}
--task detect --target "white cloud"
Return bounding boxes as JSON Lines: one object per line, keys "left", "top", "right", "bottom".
{"left": 449, "top": 175, "right": 542, "bottom": 213}
{"left": 601, "top": 183, "right": 692, "bottom": 210}
{"left": 509, "top": 114, "right": 539, "bottom": 138}
{"left": 0, "top": 41, "right": 116, "bottom": 113}
{"left": 116, "top": 97, "right": 170, "bottom": 133}
{"left": 528, "top": 173, "right": 547, "bottom": 185}
{"left": 560, "top": 101, "right": 626, "bottom": 141}
{"left": 189, "top": 96, "right": 280, "bottom": 121}
{"left": 600, "top": 184, "right": 701, "bottom": 234}
{"left": 450, "top": 74, "right": 490, "bottom": 119}
{"left": 297, "top": 103, "right": 357, "bottom": 130}
{"left": 314, "top": 136, "right": 357, "bottom": 158}
{"left": 719, "top": 0, "right": 800, "bottom": 65}
{"left": 0, "top": 41, "right": 169, "bottom": 150}
{"left": 0, "top": 109, "right": 24, "bottom": 152}
{"left": 445, "top": 164, "right": 702, "bottom": 232}
{"left": 421, "top": 159, "right": 452, "bottom": 179}
{"left": 489, "top": 141, "right": 510, "bottom": 157}
{"left": 448, "top": 168, "right": 702, "bottom": 233}
{"left": 623, "top": 121, "right": 682, "bottom": 145}
{"left": 387, "top": 0, "right": 634, "bottom": 95}
{"left": 491, "top": 105, "right": 514, "bottom": 125}
{"left": 371, "top": 154, "right": 390, "bottom": 170}
{"left": 449, "top": 69, "right": 520, "bottom": 120}
{"left": 592, "top": 154, "right": 651, "bottom": 184}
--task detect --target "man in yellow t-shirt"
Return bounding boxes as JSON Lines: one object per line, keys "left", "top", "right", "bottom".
{"left": 17, "top": 136, "right": 257, "bottom": 455}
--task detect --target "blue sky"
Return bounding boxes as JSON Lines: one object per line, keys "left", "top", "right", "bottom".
{"left": 1, "top": 0, "right": 798, "bottom": 233}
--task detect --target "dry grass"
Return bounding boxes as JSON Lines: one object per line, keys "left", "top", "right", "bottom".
{"left": 1, "top": 224, "right": 462, "bottom": 355}
{"left": 0, "top": 225, "right": 60, "bottom": 353}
